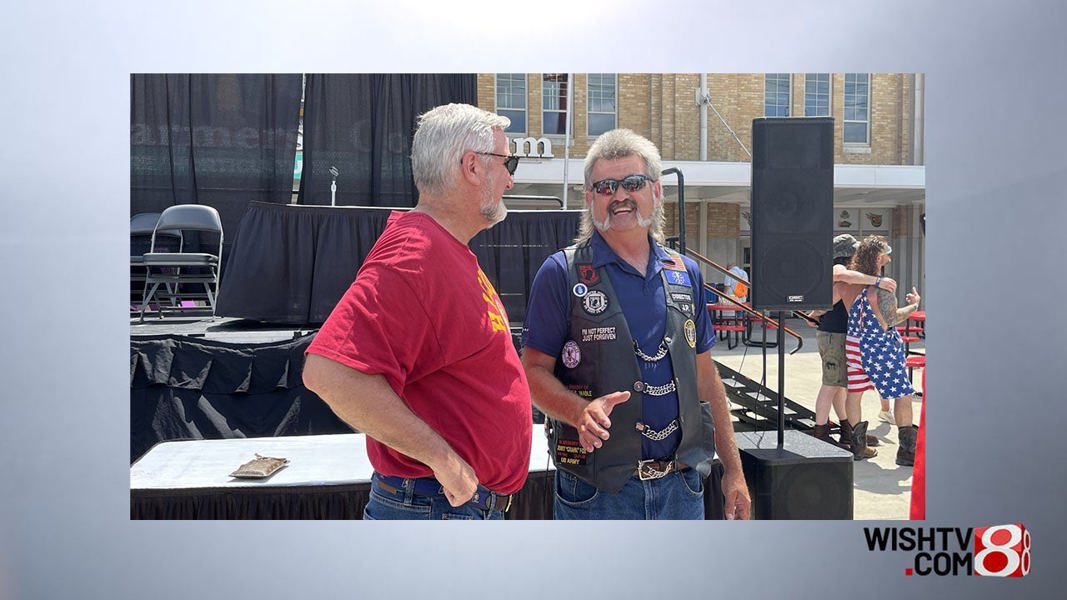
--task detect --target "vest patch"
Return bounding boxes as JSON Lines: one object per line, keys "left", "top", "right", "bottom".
{"left": 582, "top": 290, "right": 609, "bottom": 315}
{"left": 665, "top": 269, "right": 691, "bottom": 287}
{"left": 566, "top": 383, "right": 593, "bottom": 398}
{"left": 555, "top": 439, "right": 588, "bottom": 465}
{"left": 581, "top": 326, "right": 617, "bottom": 342}
{"left": 670, "top": 292, "right": 692, "bottom": 303}
{"left": 684, "top": 319, "right": 697, "bottom": 348}
{"left": 561, "top": 340, "right": 581, "bottom": 368}
{"left": 577, "top": 264, "right": 600, "bottom": 285}
{"left": 664, "top": 257, "right": 686, "bottom": 271}
{"left": 572, "top": 283, "right": 588, "bottom": 298}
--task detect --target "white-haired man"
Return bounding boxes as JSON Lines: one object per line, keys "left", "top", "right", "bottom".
{"left": 303, "top": 103, "right": 531, "bottom": 519}
{"left": 522, "top": 128, "right": 749, "bottom": 520}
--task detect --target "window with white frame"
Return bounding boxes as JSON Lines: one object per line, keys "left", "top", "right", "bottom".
{"left": 542, "top": 74, "right": 569, "bottom": 135}
{"left": 804, "top": 73, "right": 831, "bottom": 116}
{"left": 844, "top": 73, "right": 870, "bottom": 144}
{"left": 495, "top": 74, "right": 526, "bottom": 134}
{"left": 764, "top": 73, "right": 791, "bottom": 117}
{"left": 587, "top": 73, "right": 617, "bottom": 136}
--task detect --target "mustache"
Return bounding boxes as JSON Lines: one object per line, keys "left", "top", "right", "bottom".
{"left": 608, "top": 199, "right": 638, "bottom": 214}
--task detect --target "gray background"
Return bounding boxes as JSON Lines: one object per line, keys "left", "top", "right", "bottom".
{"left": 1, "top": 1, "right": 1064, "bottom": 598}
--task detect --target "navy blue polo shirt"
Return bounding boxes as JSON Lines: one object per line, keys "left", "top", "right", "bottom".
{"left": 522, "top": 232, "right": 715, "bottom": 460}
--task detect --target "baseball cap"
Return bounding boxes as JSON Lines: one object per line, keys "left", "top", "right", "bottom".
{"left": 833, "top": 234, "right": 860, "bottom": 259}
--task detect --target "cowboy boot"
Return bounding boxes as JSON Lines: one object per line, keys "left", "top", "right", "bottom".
{"left": 850, "top": 420, "right": 877, "bottom": 460}
{"left": 812, "top": 423, "right": 850, "bottom": 450}
{"left": 896, "top": 424, "right": 918, "bottom": 467}
{"left": 839, "top": 420, "right": 880, "bottom": 449}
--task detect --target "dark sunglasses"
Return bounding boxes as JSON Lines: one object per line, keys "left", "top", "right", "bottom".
{"left": 474, "top": 151, "right": 520, "bottom": 175}
{"left": 591, "top": 174, "right": 650, "bottom": 196}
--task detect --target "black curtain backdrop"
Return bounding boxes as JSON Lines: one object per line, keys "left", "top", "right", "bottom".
{"left": 130, "top": 74, "right": 303, "bottom": 257}
{"left": 130, "top": 332, "right": 352, "bottom": 463}
{"left": 216, "top": 202, "right": 396, "bottom": 324}
{"left": 297, "top": 74, "right": 477, "bottom": 207}
{"left": 470, "top": 211, "right": 581, "bottom": 324}
{"left": 214, "top": 205, "right": 580, "bottom": 326}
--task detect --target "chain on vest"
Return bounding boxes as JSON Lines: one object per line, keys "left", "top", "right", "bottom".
{"left": 545, "top": 241, "right": 716, "bottom": 493}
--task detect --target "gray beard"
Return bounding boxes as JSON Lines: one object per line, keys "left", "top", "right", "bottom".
{"left": 593, "top": 203, "right": 653, "bottom": 232}
{"left": 480, "top": 184, "right": 507, "bottom": 227}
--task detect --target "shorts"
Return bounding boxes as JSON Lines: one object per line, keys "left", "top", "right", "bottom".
{"left": 816, "top": 331, "right": 848, "bottom": 387}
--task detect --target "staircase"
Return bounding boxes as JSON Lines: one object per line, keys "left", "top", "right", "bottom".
{"left": 715, "top": 360, "right": 819, "bottom": 433}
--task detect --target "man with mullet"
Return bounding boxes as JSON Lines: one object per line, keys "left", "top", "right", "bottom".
{"left": 521, "top": 128, "right": 749, "bottom": 520}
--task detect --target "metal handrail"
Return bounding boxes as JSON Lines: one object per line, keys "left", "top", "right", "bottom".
{"left": 686, "top": 248, "right": 807, "bottom": 354}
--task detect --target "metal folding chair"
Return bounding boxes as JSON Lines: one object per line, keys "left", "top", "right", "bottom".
{"left": 131, "top": 213, "right": 184, "bottom": 311}
{"left": 138, "top": 205, "right": 223, "bottom": 321}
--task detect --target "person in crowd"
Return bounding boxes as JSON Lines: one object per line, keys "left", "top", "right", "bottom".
{"left": 303, "top": 103, "right": 532, "bottom": 519}
{"left": 723, "top": 262, "right": 749, "bottom": 318}
{"left": 807, "top": 234, "right": 897, "bottom": 457}
{"left": 838, "top": 235, "right": 921, "bottom": 465}
{"left": 521, "top": 128, "right": 750, "bottom": 520}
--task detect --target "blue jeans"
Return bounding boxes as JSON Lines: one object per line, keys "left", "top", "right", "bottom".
{"left": 363, "top": 472, "right": 505, "bottom": 520}
{"left": 553, "top": 468, "right": 705, "bottom": 520}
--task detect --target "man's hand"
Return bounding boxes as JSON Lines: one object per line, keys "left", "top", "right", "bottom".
{"left": 877, "top": 277, "right": 897, "bottom": 293}
{"left": 302, "top": 355, "right": 481, "bottom": 508}
{"left": 429, "top": 452, "right": 479, "bottom": 507}
{"left": 577, "top": 391, "right": 631, "bottom": 452}
{"left": 721, "top": 469, "right": 751, "bottom": 520}
{"left": 802, "top": 310, "right": 824, "bottom": 328}
{"left": 904, "top": 287, "right": 920, "bottom": 306}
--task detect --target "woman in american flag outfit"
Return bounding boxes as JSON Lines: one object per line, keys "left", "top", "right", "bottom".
{"left": 839, "top": 236, "right": 922, "bottom": 466}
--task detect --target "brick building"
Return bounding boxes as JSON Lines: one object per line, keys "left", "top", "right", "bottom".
{"left": 476, "top": 72, "right": 925, "bottom": 296}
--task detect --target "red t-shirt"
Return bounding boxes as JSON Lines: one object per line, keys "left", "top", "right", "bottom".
{"left": 307, "top": 211, "right": 532, "bottom": 494}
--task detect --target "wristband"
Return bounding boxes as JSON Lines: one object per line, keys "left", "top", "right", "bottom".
{"left": 875, "top": 276, "right": 882, "bottom": 288}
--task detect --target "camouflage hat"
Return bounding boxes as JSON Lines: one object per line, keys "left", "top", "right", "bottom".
{"left": 833, "top": 234, "right": 860, "bottom": 259}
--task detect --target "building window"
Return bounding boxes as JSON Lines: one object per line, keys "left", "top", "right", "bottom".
{"left": 495, "top": 74, "right": 526, "bottom": 134}
{"left": 764, "top": 73, "right": 791, "bottom": 117}
{"left": 844, "top": 73, "right": 870, "bottom": 144}
{"left": 804, "top": 73, "right": 831, "bottom": 116}
{"left": 542, "top": 73, "right": 569, "bottom": 135}
{"left": 587, "top": 73, "right": 617, "bottom": 136}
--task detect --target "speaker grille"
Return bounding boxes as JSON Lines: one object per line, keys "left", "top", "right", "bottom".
{"left": 753, "top": 237, "right": 828, "bottom": 305}
{"left": 750, "top": 117, "right": 834, "bottom": 310}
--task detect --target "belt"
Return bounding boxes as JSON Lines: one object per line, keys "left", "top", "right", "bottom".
{"left": 635, "top": 458, "right": 688, "bottom": 481}
{"left": 376, "top": 474, "right": 514, "bottom": 513}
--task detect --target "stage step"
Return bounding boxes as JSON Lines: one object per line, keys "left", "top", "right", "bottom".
{"left": 716, "top": 361, "right": 816, "bottom": 432}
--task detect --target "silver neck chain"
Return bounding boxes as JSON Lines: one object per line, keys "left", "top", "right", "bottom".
{"left": 636, "top": 419, "right": 679, "bottom": 441}
{"left": 642, "top": 380, "right": 677, "bottom": 396}
{"left": 634, "top": 337, "right": 671, "bottom": 362}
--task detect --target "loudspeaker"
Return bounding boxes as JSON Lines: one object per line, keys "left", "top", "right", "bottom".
{"left": 750, "top": 117, "right": 834, "bottom": 310}
{"left": 736, "top": 430, "right": 853, "bottom": 520}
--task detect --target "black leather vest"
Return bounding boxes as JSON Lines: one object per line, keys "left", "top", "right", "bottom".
{"left": 547, "top": 241, "right": 715, "bottom": 492}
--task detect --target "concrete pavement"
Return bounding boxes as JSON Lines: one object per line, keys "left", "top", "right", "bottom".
{"left": 711, "top": 316, "right": 924, "bottom": 520}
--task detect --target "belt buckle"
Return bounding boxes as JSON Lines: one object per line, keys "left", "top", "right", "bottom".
{"left": 487, "top": 491, "right": 512, "bottom": 513}
{"left": 637, "top": 459, "right": 673, "bottom": 481}
{"left": 474, "top": 490, "right": 513, "bottom": 513}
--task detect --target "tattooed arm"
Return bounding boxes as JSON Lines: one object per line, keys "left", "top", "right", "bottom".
{"left": 874, "top": 286, "right": 921, "bottom": 329}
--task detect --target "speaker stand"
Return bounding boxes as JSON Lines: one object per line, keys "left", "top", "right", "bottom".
{"left": 742, "top": 311, "right": 778, "bottom": 349}
{"left": 776, "top": 311, "right": 786, "bottom": 446}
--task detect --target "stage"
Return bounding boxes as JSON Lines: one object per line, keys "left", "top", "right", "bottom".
{"left": 130, "top": 315, "right": 728, "bottom": 520}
